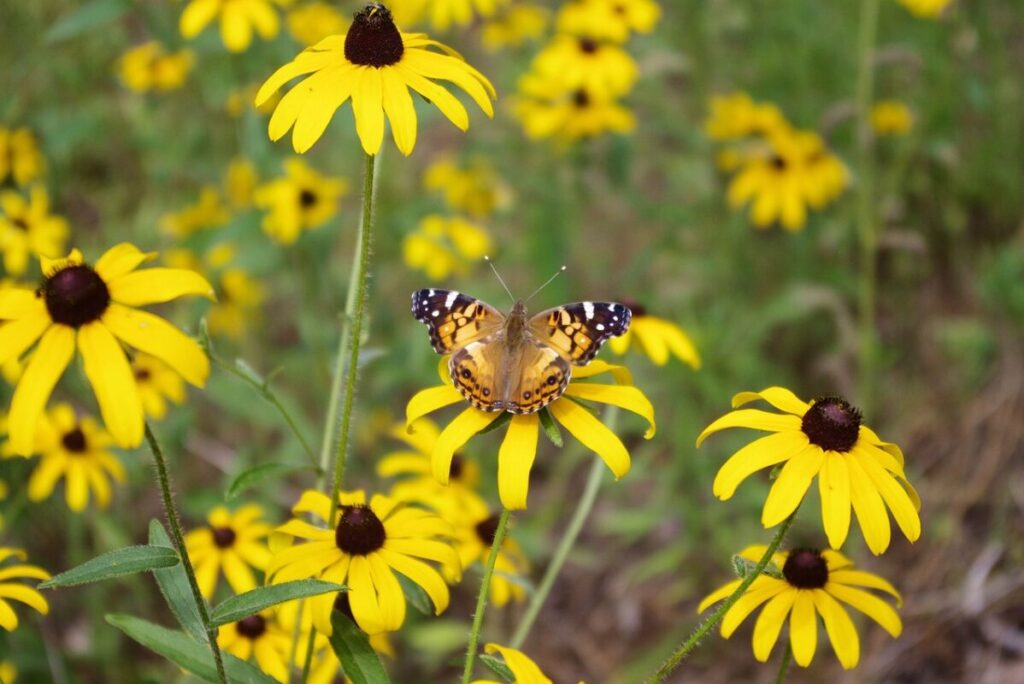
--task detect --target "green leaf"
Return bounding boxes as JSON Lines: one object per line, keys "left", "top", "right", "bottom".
{"left": 731, "top": 555, "right": 782, "bottom": 580}
{"left": 45, "top": 0, "right": 130, "bottom": 44}
{"left": 329, "top": 612, "right": 391, "bottom": 684}
{"left": 106, "top": 614, "right": 277, "bottom": 684}
{"left": 396, "top": 572, "right": 433, "bottom": 615}
{"left": 480, "top": 653, "right": 516, "bottom": 682}
{"left": 149, "top": 520, "right": 207, "bottom": 643}
{"left": 226, "top": 462, "right": 319, "bottom": 500}
{"left": 209, "top": 580, "right": 347, "bottom": 627}
{"left": 538, "top": 407, "right": 563, "bottom": 447}
{"left": 40, "top": 545, "right": 179, "bottom": 589}
{"left": 478, "top": 411, "right": 512, "bottom": 435}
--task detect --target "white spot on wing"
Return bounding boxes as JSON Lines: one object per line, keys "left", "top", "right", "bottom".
{"left": 596, "top": 323, "right": 605, "bottom": 331}
{"left": 432, "top": 310, "right": 439, "bottom": 317}
{"left": 445, "top": 291, "right": 458, "bottom": 308}
{"left": 583, "top": 301, "right": 595, "bottom": 320}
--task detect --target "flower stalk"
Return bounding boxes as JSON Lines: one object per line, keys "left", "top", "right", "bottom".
{"left": 462, "top": 507, "right": 512, "bottom": 684}
{"left": 774, "top": 645, "right": 793, "bottom": 684}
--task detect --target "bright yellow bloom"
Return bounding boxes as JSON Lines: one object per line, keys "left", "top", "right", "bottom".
{"left": 257, "top": 3, "right": 496, "bottom": 156}
{"left": 253, "top": 158, "right": 347, "bottom": 244}
{"left": 515, "top": 85, "right": 634, "bottom": 143}
{"left": 523, "top": 34, "right": 637, "bottom": 100}
{"left": 406, "top": 360, "right": 654, "bottom": 510}
{"left": 470, "top": 643, "right": 556, "bottom": 684}
{"left": 871, "top": 100, "right": 914, "bottom": 136}
{"left": 424, "top": 156, "right": 508, "bottom": 219}
{"left": 0, "top": 244, "right": 213, "bottom": 453}
{"left": 897, "top": 0, "right": 953, "bottom": 19}
{"left": 0, "top": 186, "right": 69, "bottom": 277}
{"left": 609, "top": 304, "right": 700, "bottom": 368}
{"left": 403, "top": 215, "right": 492, "bottom": 281}
{"left": 698, "top": 388, "right": 921, "bottom": 554}
{"left": 0, "top": 128, "right": 45, "bottom": 187}
{"left": 480, "top": 4, "right": 549, "bottom": 51}
{"left": 0, "top": 660, "right": 15, "bottom": 683}
{"left": 699, "top": 546, "right": 902, "bottom": 669}
{"left": 133, "top": 353, "right": 187, "bottom": 420}
{"left": 555, "top": 0, "right": 660, "bottom": 43}
{"left": 269, "top": 489, "right": 457, "bottom": 635}
{"left": 185, "top": 505, "right": 273, "bottom": 599}
{"left": 378, "top": 418, "right": 481, "bottom": 501}
{"left": 225, "top": 158, "right": 258, "bottom": 209}
{"left": 287, "top": 2, "right": 349, "bottom": 46}
{"left": 118, "top": 42, "right": 194, "bottom": 93}
{"left": 0, "top": 548, "right": 50, "bottom": 631}
{"left": 218, "top": 608, "right": 294, "bottom": 682}
{"left": 159, "top": 186, "right": 230, "bottom": 238}
{"left": 392, "top": 0, "right": 506, "bottom": 32}
{"left": 705, "top": 92, "right": 788, "bottom": 141}
{"left": 180, "top": 0, "right": 289, "bottom": 52}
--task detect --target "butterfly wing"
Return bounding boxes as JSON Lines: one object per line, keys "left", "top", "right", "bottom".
{"left": 449, "top": 341, "right": 506, "bottom": 412}
{"left": 450, "top": 341, "right": 570, "bottom": 414}
{"left": 504, "top": 343, "right": 571, "bottom": 414}
{"left": 528, "top": 302, "right": 632, "bottom": 365}
{"left": 411, "top": 289, "right": 505, "bottom": 354}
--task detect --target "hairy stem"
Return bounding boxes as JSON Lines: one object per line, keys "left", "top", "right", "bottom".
{"left": 775, "top": 645, "right": 793, "bottom": 684}
{"left": 461, "top": 508, "right": 512, "bottom": 684}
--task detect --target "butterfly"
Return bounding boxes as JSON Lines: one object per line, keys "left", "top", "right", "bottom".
{"left": 412, "top": 289, "right": 631, "bottom": 414}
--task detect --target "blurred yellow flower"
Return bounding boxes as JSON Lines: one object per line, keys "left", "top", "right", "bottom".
{"left": 180, "top": 0, "right": 289, "bottom": 52}
{"left": 0, "top": 548, "right": 49, "bottom": 631}
{"left": 523, "top": 34, "right": 637, "bottom": 99}
{"left": 480, "top": 4, "right": 549, "bottom": 51}
{"left": 555, "top": 0, "right": 660, "bottom": 43}
{"left": 185, "top": 504, "right": 273, "bottom": 599}
{"left": 378, "top": 418, "right": 481, "bottom": 501}
{"left": 218, "top": 609, "right": 294, "bottom": 682}
{"left": 225, "top": 158, "right": 258, "bottom": 209}
{"left": 515, "top": 85, "right": 634, "bottom": 143}
{"left": 166, "top": 245, "right": 266, "bottom": 341}
{"left": 160, "top": 186, "right": 230, "bottom": 238}
{"left": 424, "top": 156, "right": 508, "bottom": 218}
{"left": 0, "top": 244, "right": 213, "bottom": 453}
{"left": 609, "top": 304, "right": 700, "bottom": 368}
{"left": 704, "top": 92, "right": 788, "bottom": 141}
{"left": 0, "top": 186, "right": 69, "bottom": 277}
{"left": 871, "top": 100, "right": 914, "bottom": 136}
{"left": 470, "top": 643, "right": 555, "bottom": 684}
{"left": 403, "top": 214, "right": 492, "bottom": 281}
{"left": 392, "top": 0, "right": 506, "bottom": 32}
{"left": 133, "top": 353, "right": 187, "bottom": 420}
{"left": 0, "top": 660, "right": 14, "bottom": 683}
{"left": 287, "top": 2, "right": 348, "bottom": 46}
{"left": 118, "top": 42, "right": 194, "bottom": 93}
{"left": 0, "top": 128, "right": 45, "bottom": 187}
{"left": 698, "top": 388, "right": 921, "bottom": 554}
{"left": 699, "top": 546, "right": 902, "bottom": 669}
{"left": 257, "top": 3, "right": 496, "bottom": 155}
{"left": 897, "top": 0, "right": 953, "bottom": 19}
{"left": 253, "top": 158, "right": 347, "bottom": 244}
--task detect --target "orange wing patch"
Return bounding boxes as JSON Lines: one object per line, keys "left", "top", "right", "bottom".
{"left": 529, "top": 302, "right": 631, "bottom": 365}
{"left": 449, "top": 341, "right": 504, "bottom": 412}
{"left": 413, "top": 289, "right": 504, "bottom": 354}
{"left": 505, "top": 345, "right": 571, "bottom": 414}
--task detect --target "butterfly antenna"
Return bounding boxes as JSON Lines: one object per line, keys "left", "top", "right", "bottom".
{"left": 485, "top": 256, "right": 516, "bottom": 304}
{"left": 524, "top": 265, "right": 567, "bottom": 304}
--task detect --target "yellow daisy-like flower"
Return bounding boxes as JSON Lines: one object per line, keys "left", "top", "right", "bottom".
{"left": 12, "top": 403, "right": 126, "bottom": 512}
{"left": 523, "top": 34, "right": 637, "bottom": 100}
{"left": 269, "top": 489, "right": 458, "bottom": 635}
{"left": 555, "top": 0, "right": 660, "bottom": 43}
{"left": 704, "top": 92, "right": 788, "bottom": 141}
{"left": 480, "top": 4, "right": 549, "bottom": 51}
{"left": 608, "top": 302, "right": 700, "bottom": 368}
{"left": 218, "top": 608, "right": 294, "bottom": 682}
{"left": 871, "top": 100, "right": 914, "bottom": 137}
{"left": 287, "top": 2, "right": 349, "bottom": 46}
{"left": 698, "top": 388, "right": 921, "bottom": 554}
{"left": 0, "top": 186, "right": 69, "bottom": 277}
{"left": 225, "top": 158, "right": 258, "bottom": 210}
{"left": 0, "top": 547, "right": 50, "bottom": 631}
{"left": 406, "top": 359, "right": 654, "bottom": 510}
{"left": 159, "top": 186, "right": 230, "bottom": 239}
{"left": 515, "top": 85, "right": 635, "bottom": 143}
{"left": 699, "top": 546, "right": 902, "bottom": 669}
{"left": 897, "top": 0, "right": 953, "bottom": 19}
{"left": 256, "top": 3, "right": 496, "bottom": 156}
{"left": 253, "top": 158, "right": 348, "bottom": 245}
{"left": 403, "top": 214, "right": 492, "bottom": 281}
{"left": 470, "top": 643, "right": 556, "bottom": 684}
{"left": 0, "top": 244, "right": 213, "bottom": 453}
{"left": 378, "top": 417, "right": 481, "bottom": 501}
{"left": 180, "top": 0, "right": 288, "bottom": 52}
{"left": 185, "top": 505, "right": 273, "bottom": 599}
{"left": 132, "top": 353, "right": 187, "bottom": 421}
{"left": 0, "top": 128, "right": 45, "bottom": 188}
{"left": 392, "top": 0, "right": 506, "bottom": 32}
{"left": 118, "top": 42, "right": 194, "bottom": 93}
{"left": 423, "top": 156, "right": 508, "bottom": 219}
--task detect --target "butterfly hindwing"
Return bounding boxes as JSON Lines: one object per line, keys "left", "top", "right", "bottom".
{"left": 412, "top": 289, "right": 504, "bottom": 354}
{"left": 449, "top": 341, "right": 504, "bottom": 411}
{"left": 506, "top": 344, "right": 571, "bottom": 414}
{"left": 528, "top": 302, "right": 632, "bottom": 365}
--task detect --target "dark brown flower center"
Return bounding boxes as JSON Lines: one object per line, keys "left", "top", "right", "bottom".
{"left": 335, "top": 505, "right": 386, "bottom": 555}
{"left": 134, "top": 368, "right": 151, "bottom": 381}
{"left": 345, "top": 3, "right": 404, "bottom": 67}
{"left": 801, "top": 396, "right": 862, "bottom": 453}
{"left": 11, "top": 217, "right": 28, "bottom": 231}
{"left": 782, "top": 548, "right": 829, "bottom": 589}
{"left": 212, "top": 526, "right": 237, "bottom": 548}
{"left": 236, "top": 614, "right": 266, "bottom": 639}
{"left": 43, "top": 264, "right": 111, "bottom": 328}
{"left": 299, "top": 189, "right": 318, "bottom": 208}
{"left": 573, "top": 89, "right": 591, "bottom": 108}
{"left": 579, "top": 38, "right": 599, "bottom": 54}
{"left": 61, "top": 427, "right": 88, "bottom": 453}
{"left": 475, "top": 514, "right": 500, "bottom": 546}
{"left": 769, "top": 155, "right": 787, "bottom": 170}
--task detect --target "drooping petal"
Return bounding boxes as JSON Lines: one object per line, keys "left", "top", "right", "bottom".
{"left": 256, "top": 47, "right": 340, "bottom": 106}
{"left": 712, "top": 431, "right": 809, "bottom": 500}
{"left": 0, "top": 316, "right": 50, "bottom": 366}
{"left": 8, "top": 325, "right": 74, "bottom": 455}
{"left": 819, "top": 453, "right": 852, "bottom": 549}
{"left": 858, "top": 455, "right": 921, "bottom": 544}
{"left": 697, "top": 579, "right": 741, "bottom": 613}
{"left": 394, "top": 64, "right": 469, "bottom": 130}
{"left": 720, "top": 579, "right": 785, "bottom": 638}
{"left": 0, "top": 585, "right": 48, "bottom": 615}
{"left": 222, "top": 551, "right": 257, "bottom": 593}
{"left": 811, "top": 589, "right": 860, "bottom": 669}
{"left": 731, "top": 387, "right": 810, "bottom": 415}
{"left": 497, "top": 414, "right": 538, "bottom": 510}
{"left": 107, "top": 268, "right": 214, "bottom": 306}
{"left": 378, "top": 549, "right": 449, "bottom": 615}
{"left": 351, "top": 67, "right": 385, "bottom": 156}
{"left": 65, "top": 461, "right": 89, "bottom": 511}
{"left": 483, "top": 644, "right": 550, "bottom": 682}
{"left": 430, "top": 408, "right": 499, "bottom": 484}
{"left": 367, "top": 553, "right": 405, "bottom": 631}
{"left": 696, "top": 409, "right": 802, "bottom": 447}
{"left": 179, "top": 0, "right": 219, "bottom": 38}
{"left": 380, "top": 69, "right": 417, "bottom": 156}
{"left": 93, "top": 243, "right": 156, "bottom": 282}
{"left": 102, "top": 304, "right": 209, "bottom": 387}
{"left": 761, "top": 445, "right": 824, "bottom": 527}
{"left": 291, "top": 65, "right": 354, "bottom": 154}
{"left": 291, "top": 490, "right": 335, "bottom": 523}
{"left": 826, "top": 583, "right": 902, "bottom": 637}
{"left": 78, "top": 322, "right": 144, "bottom": 448}
{"left": 347, "top": 555, "right": 385, "bottom": 634}
{"left": 549, "top": 398, "right": 630, "bottom": 479}
{"left": 563, "top": 382, "right": 656, "bottom": 438}
{"left": 788, "top": 592, "right": 818, "bottom": 666}
{"left": 405, "top": 385, "right": 464, "bottom": 426}
{"left": 847, "top": 457, "right": 892, "bottom": 555}
{"left": 383, "top": 539, "right": 458, "bottom": 568}
{"left": 752, "top": 590, "right": 797, "bottom": 662}
{"left": 828, "top": 570, "right": 902, "bottom": 605}
{"left": 275, "top": 520, "right": 334, "bottom": 541}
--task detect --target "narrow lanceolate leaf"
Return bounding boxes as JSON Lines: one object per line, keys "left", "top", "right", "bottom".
{"left": 106, "top": 614, "right": 277, "bottom": 684}
{"left": 480, "top": 653, "right": 516, "bottom": 683}
{"left": 149, "top": 520, "right": 207, "bottom": 643}
{"left": 329, "top": 613, "right": 391, "bottom": 684}
{"left": 538, "top": 407, "right": 564, "bottom": 447}
{"left": 210, "top": 580, "right": 346, "bottom": 627}
{"left": 45, "top": 0, "right": 131, "bottom": 43}
{"left": 396, "top": 572, "right": 433, "bottom": 615}
{"left": 226, "top": 462, "right": 319, "bottom": 500}
{"left": 40, "top": 545, "right": 179, "bottom": 589}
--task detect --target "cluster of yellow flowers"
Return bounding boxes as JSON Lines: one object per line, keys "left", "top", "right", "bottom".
{"left": 514, "top": 0, "right": 660, "bottom": 143}
{"left": 117, "top": 41, "right": 194, "bottom": 93}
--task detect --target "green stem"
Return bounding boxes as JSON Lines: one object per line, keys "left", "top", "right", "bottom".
{"left": 774, "top": 645, "right": 793, "bottom": 684}
{"left": 145, "top": 424, "right": 227, "bottom": 684}
{"left": 854, "top": 0, "right": 881, "bottom": 413}
{"left": 461, "top": 508, "right": 512, "bottom": 684}
{"left": 643, "top": 511, "right": 798, "bottom": 684}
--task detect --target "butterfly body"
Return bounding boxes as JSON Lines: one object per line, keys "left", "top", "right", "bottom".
{"left": 412, "top": 289, "right": 631, "bottom": 415}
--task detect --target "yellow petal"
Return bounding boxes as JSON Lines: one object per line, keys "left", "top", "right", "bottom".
{"left": 8, "top": 325, "right": 74, "bottom": 455}
{"left": 811, "top": 589, "right": 860, "bottom": 669}
{"left": 761, "top": 445, "right": 824, "bottom": 527}
{"left": 395, "top": 63, "right": 469, "bottom": 131}
{"left": 720, "top": 579, "right": 784, "bottom": 637}
{"left": 179, "top": 0, "right": 219, "bottom": 38}
{"left": 847, "top": 457, "right": 892, "bottom": 555}
{"left": 79, "top": 322, "right": 144, "bottom": 448}
{"left": 712, "top": 431, "right": 808, "bottom": 500}
{"left": 482, "top": 644, "right": 551, "bottom": 684}
{"left": 93, "top": 243, "right": 157, "bottom": 282}
{"left": 380, "top": 69, "right": 417, "bottom": 156}
{"left": 731, "top": 387, "right": 810, "bottom": 415}
{"left": 102, "top": 304, "right": 209, "bottom": 387}
{"left": 563, "top": 382, "right": 655, "bottom": 438}
{"left": 826, "top": 583, "right": 902, "bottom": 638}
{"left": 107, "top": 268, "right": 215, "bottom": 305}
{"left": 430, "top": 408, "right": 499, "bottom": 484}
{"left": 857, "top": 455, "right": 921, "bottom": 544}
{"left": 347, "top": 555, "right": 385, "bottom": 634}
{"left": 696, "top": 410, "right": 802, "bottom": 447}
{"left": 0, "top": 316, "right": 50, "bottom": 366}
{"left": 697, "top": 579, "right": 741, "bottom": 613}
{"left": 788, "top": 591, "right": 818, "bottom": 666}
{"left": 405, "top": 385, "right": 463, "bottom": 426}
{"left": 291, "top": 65, "right": 353, "bottom": 154}
{"left": 549, "top": 398, "right": 629, "bottom": 479}
{"left": 0, "top": 288, "right": 47, "bottom": 319}
{"left": 829, "top": 570, "right": 902, "bottom": 605}
{"left": 368, "top": 553, "right": 406, "bottom": 631}
{"left": 572, "top": 359, "right": 633, "bottom": 384}
{"left": 497, "top": 415, "right": 538, "bottom": 510}
{"left": 819, "top": 453, "right": 852, "bottom": 549}
{"left": 379, "top": 549, "right": 450, "bottom": 615}
{"left": 751, "top": 589, "right": 797, "bottom": 662}
{"left": 351, "top": 67, "right": 385, "bottom": 156}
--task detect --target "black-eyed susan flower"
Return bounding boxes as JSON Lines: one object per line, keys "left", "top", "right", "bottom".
{"left": 523, "top": 34, "right": 637, "bottom": 100}
{"left": 269, "top": 489, "right": 457, "bottom": 635}
{"left": 469, "top": 643, "right": 555, "bottom": 684}
{"left": 159, "top": 187, "right": 230, "bottom": 238}
{"left": 898, "top": 0, "right": 952, "bottom": 19}
{"left": 217, "top": 609, "right": 294, "bottom": 682}
{"left": 378, "top": 417, "right": 481, "bottom": 501}
{"left": 185, "top": 504, "right": 272, "bottom": 599}
{"left": 515, "top": 85, "right": 634, "bottom": 143}
{"left": 556, "top": 0, "right": 660, "bottom": 43}
{"left": 0, "top": 128, "right": 45, "bottom": 187}
{"left": 698, "top": 388, "right": 921, "bottom": 554}
{"left": 704, "top": 92, "right": 787, "bottom": 141}
{"left": 871, "top": 100, "right": 914, "bottom": 137}
{"left": 286, "top": 2, "right": 349, "bottom": 46}
{"left": 256, "top": 3, "right": 496, "bottom": 156}
{"left": 253, "top": 158, "right": 347, "bottom": 244}
{"left": 609, "top": 302, "right": 700, "bottom": 368}
{"left": 480, "top": 4, "right": 549, "bottom": 51}
{"left": 179, "top": 0, "right": 287, "bottom": 52}
{"left": 406, "top": 359, "right": 654, "bottom": 510}
{"left": 0, "top": 186, "right": 69, "bottom": 276}
{"left": 117, "top": 42, "right": 194, "bottom": 93}
{"left": 699, "top": 546, "right": 902, "bottom": 669}
{"left": 0, "top": 547, "right": 50, "bottom": 631}
{"left": 133, "top": 353, "right": 186, "bottom": 421}
{"left": 403, "top": 215, "right": 492, "bottom": 281}
{"left": 423, "top": 156, "right": 508, "bottom": 219}
{"left": 392, "top": 0, "right": 505, "bottom": 32}
{"left": 0, "top": 244, "right": 213, "bottom": 453}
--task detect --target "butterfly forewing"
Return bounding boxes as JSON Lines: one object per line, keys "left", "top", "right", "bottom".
{"left": 528, "top": 302, "right": 632, "bottom": 366}
{"left": 411, "top": 289, "right": 504, "bottom": 354}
